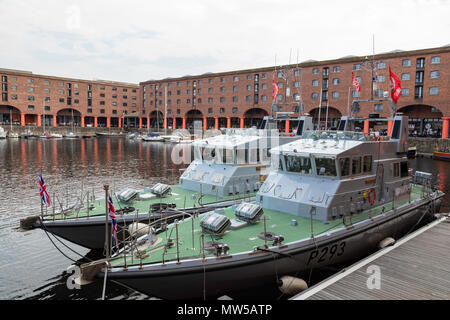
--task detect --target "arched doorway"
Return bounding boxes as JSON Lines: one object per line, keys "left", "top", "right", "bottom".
{"left": 0, "top": 105, "right": 20, "bottom": 126}
{"left": 218, "top": 117, "right": 228, "bottom": 129}
{"left": 110, "top": 117, "right": 119, "bottom": 128}
{"left": 97, "top": 117, "right": 107, "bottom": 127}
{"left": 85, "top": 116, "right": 95, "bottom": 127}
{"left": 244, "top": 108, "right": 269, "bottom": 128}
{"left": 230, "top": 117, "right": 240, "bottom": 128}
{"left": 309, "top": 106, "right": 342, "bottom": 130}
{"left": 124, "top": 112, "right": 140, "bottom": 129}
{"left": 150, "top": 110, "right": 164, "bottom": 129}
{"left": 25, "top": 114, "right": 38, "bottom": 126}
{"left": 206, "top": 117, "right": 215, "bottom": 129}
{"left": 186, "top": 110, "right": 203, "bottom": 130}
{"left": 167, "top": 117, "right": 174, "bottom": 129}
{"left": 175, "top": 117, "right": 183, "bottom": 129}
{"left": 398, "top": 105, "right": 443, "bottom": 137}
{"left": 57, "top": 108, "right": 81, "bottom": 127}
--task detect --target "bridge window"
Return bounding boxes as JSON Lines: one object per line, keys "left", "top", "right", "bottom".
{"left": 393, "top": 163, "right": 400, "bottom": 177}
{"left": 340, "top": 157, "right": 351, "bottom": 177}
{"left": 363, "top": 155, "right": 373, "bottom": 173}
{"left": 400, "top": 162, "right": 409, "bottom": 178}
{"left": 224, "top": 148, "right": 235, "bottom": 164}
{"left": 352, "top": 157, "right": 362, "bottom": 175}
{"left": 285, "top": 155, "right": 312, "bottom": 174}
{"left": 316, "top": 157, "right": 337, "bottom": 177}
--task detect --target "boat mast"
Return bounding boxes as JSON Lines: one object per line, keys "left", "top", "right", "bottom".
{"left": 317, "top": 88, "right": 323, "bottom": 131}
{"left": 157, "top": 85, "right": 160, "bottom": 133}
{"left": 71, "top": 108, "right": 74, "bottom": 134}
{"left": 284, "top": 49, "right": 291, "bottom": 105}
{"left": 371, "top": 34, "right": 375, "bottom": 101}
{"left": 295, "top": 48, "right": 303, "bottom": 117}
{"left": 272, "top": 54, "right": 277, "bottom": 119}
{"left": 165, "top": 86, "right": 167, "bottom": 135}
{"left": 43, "top": 98, "right": 46, "bottom": 134}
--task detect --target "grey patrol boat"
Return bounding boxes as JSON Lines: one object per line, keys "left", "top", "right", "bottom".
{"left": 79, "top": 113, "right": 443, "bottom": 299}
{"left": 24, "top": 118, "right": 313, "bottom": 251}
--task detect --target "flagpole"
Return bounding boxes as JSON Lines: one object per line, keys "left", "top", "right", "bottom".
{"left": 272, "top": 54, "right": 277, "bottom": 119}
{"left": 317, "top": 88, "right": 323, "bottom": 131}
{"left": 347, "top": 87, "right": 351, "bottom": 116}
{"left": 164, "top": 86, "right": 168, "bottom": 135}
{"left": 371, "top": 34, "right": 375, "bottom": 101}
{"left": 104, "top": 184, "right": 110, "bottom": 259}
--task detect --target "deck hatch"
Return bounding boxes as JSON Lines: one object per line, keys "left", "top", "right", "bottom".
{"left": 234, "top": 202, "right": 264, "bottom": 224}
{"left": 117, "top": 188, "right": 138, "bottom": 202}
{"left": 200, "top": 212, "right": 231, "bottom": 236}
{"left": 150, "top": 183, "right": 172, "bottom": 197}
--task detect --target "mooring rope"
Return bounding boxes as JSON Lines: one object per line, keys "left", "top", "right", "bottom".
{"left": 39, "top": 218, "right": 93, "bottom": 262}
{"left": 40, "top": 219, "right": 78, "bottom": 263}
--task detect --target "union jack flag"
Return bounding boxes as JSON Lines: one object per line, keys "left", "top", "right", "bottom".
{"left": 108, "top": 196, "right": 118, "bottom": 249}
{"left": 39, "top": 174, "right": 51, "bottom": 207}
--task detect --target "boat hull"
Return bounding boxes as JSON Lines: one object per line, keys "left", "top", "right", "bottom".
{"left": 407, "top": 148, "right": 417, "bottom": 159}
{"left": 96, "top": 133, "right": 125, "bottom": 137}
{"left": 101, "top": 195, "right": 442, "bottom": 299}
{"left": 434, "top": 151, "right": 450, "bottom": 161}
{"left": 37, "top": 215, "right": 136, "bottom": 250}
{"left": 36, "top": 199, "right": 244, "bottom": 250}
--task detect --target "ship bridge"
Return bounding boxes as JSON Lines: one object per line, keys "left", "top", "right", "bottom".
{"left": 259, "top": 115, "right": 410, "bottom": 221}
{"left": 180, "top": 128, "right": 278, "bottom": 198}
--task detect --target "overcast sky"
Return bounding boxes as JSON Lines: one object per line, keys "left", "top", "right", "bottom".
{"left": 0, "top": 0, "right": 448, "bottom": 84}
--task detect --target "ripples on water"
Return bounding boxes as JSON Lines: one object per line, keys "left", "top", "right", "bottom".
{"left": 0, "top": 138, "right": 449, "bottom": 300}
{"left": 0, "top": 138, "right": 188, "bottom": 300}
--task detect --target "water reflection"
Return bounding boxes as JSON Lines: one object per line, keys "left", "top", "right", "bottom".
{"left": 0, "top": 138, "right": 188, "bottom": 300}
{"left": 0, "top": 138, "right": 449, "bottom": 299}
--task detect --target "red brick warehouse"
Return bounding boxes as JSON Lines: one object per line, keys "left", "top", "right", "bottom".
{"left": 0, "top": 69, "right": 140, "bottom": 129}
{"left": 1, "top": 45, "right": 449, "bottom": 137}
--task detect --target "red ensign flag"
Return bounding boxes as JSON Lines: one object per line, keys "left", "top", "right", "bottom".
{"left": 272, "top": 75, "right": 279, "bottom": 102}
{"left": 389, "top": 66, "right": 402, "bottom": 104}
{"left": 352, "top": 72, "right": 361, "bottom": 93}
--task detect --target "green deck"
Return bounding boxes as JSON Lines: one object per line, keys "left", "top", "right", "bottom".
{"left": 109, "top": 184, "right": 427, "bottom": 268}
{"left": 43, "top": 186, "right": 255, "bottom": 221}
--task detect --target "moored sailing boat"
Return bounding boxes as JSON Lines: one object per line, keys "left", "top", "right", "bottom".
{"left": 0, "top": 127, "right": 7, "bottom": 139}
{"left": 433, "top": 143, "right": 450, "bottom": 161}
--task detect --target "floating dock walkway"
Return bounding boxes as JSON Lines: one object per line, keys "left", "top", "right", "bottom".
{"left": 292, "top": 215, "right": 450, "bottom": 300}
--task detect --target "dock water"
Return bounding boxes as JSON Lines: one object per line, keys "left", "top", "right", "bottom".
{"left": 292, "top": 215, "right": 450, "bottom": 300}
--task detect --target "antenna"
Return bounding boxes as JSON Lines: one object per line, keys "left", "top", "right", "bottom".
{"left": 317, "top": 88, "right": 323, "bottom": 131}
{"left": 272, "top": 54, "right": 278, "bottom": 118}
